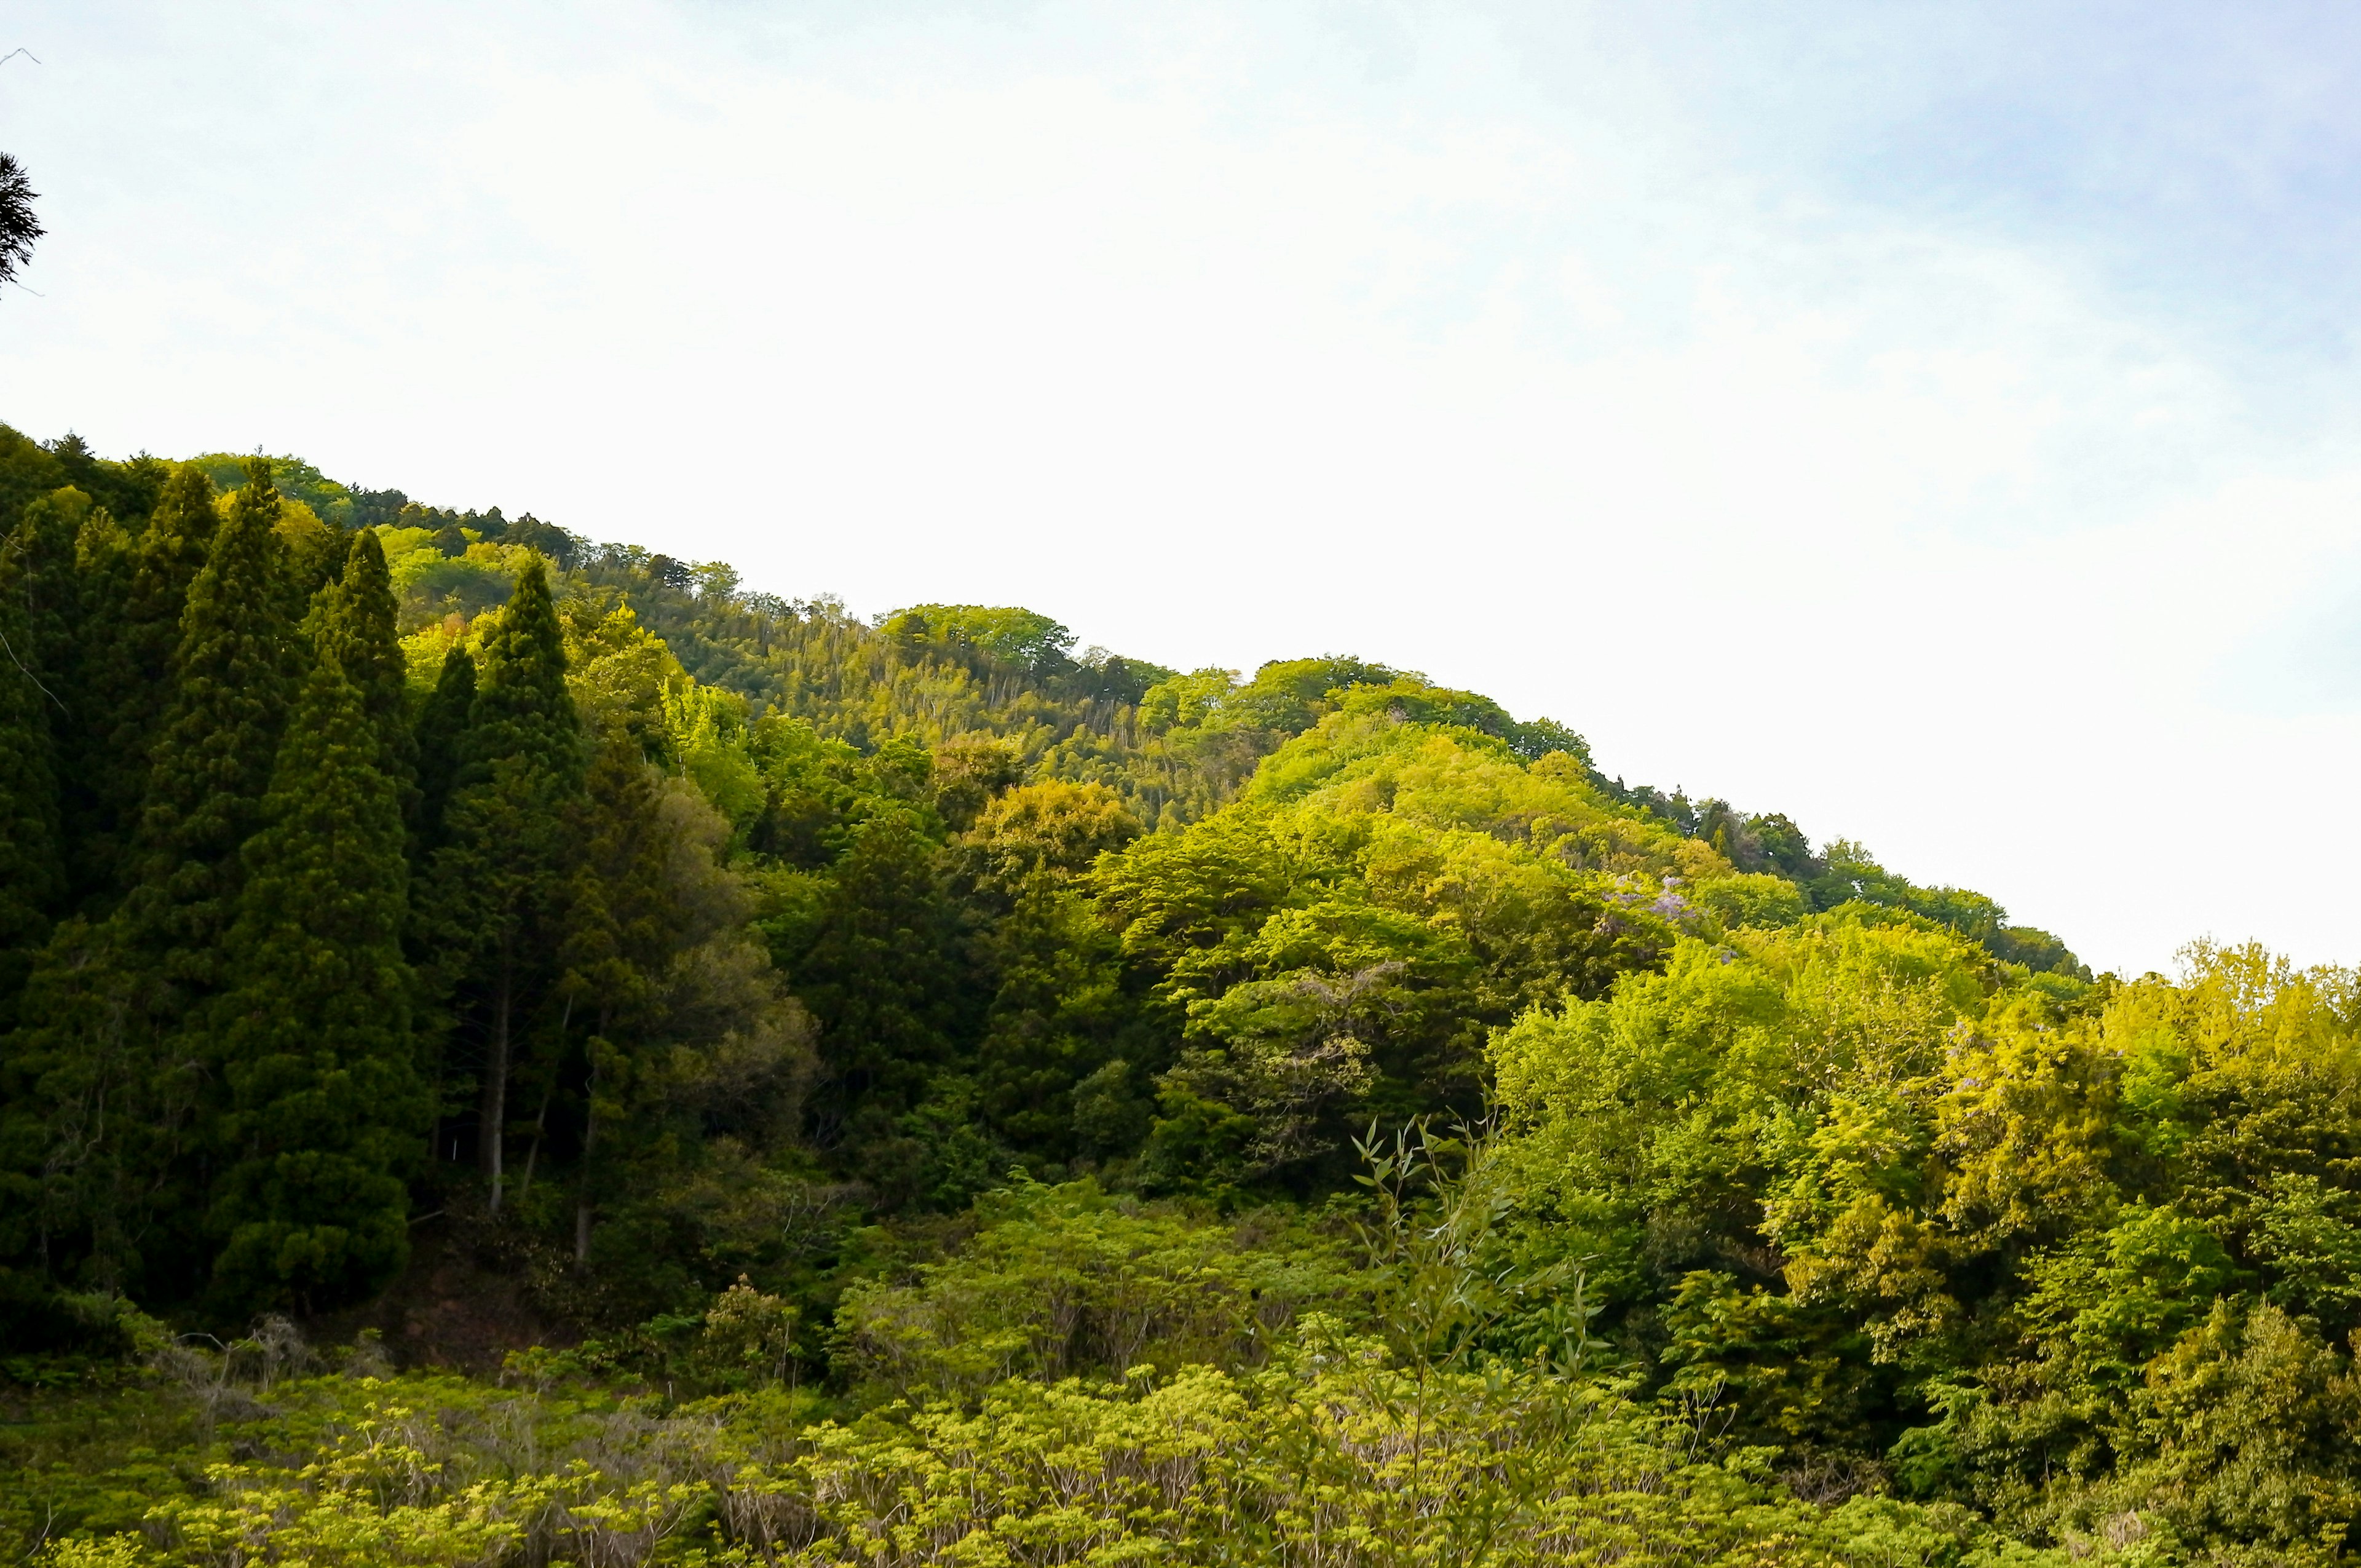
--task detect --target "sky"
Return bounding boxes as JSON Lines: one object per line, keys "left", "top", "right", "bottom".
{"left": 4, "top": 1, "right": 2361, "bottom": 976}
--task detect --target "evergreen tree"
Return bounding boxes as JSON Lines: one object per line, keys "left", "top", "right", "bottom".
{"left": 0, "top": 489, "right": 199, "bottom": 1301}
{"left": 75, "top": 465, "right": 217, "bottom": 900}
{"left": 427, "top": 558, "right": 583, "bottom": 1211}
{"left": 796, "top": 813, "right": 969, "bottom": 1150}
{"left": 58, "top": 508, "right": 136, "bottom": 905}
{"left": 10, "top": 466, "right": 296, "bottom": 1304}
{"left": 413, "top": 643, "right": 475, "bottom": 853}
{"left": 0, "top": 153, "right": 40, "bottom": 295}
{"left": 123, "top": 462, "right": 295, "bottom": 998}
{"left": 122, "top": 465, "right": 220, "bottom": 687}
{"left": 317, "top": 528, "right": 419, "bottom": 834}
{"left": 7, "top": 488, "right": 89, "bottom": 720}
{"left": 206, "top": 644, "right": 423, "bottom": 1316}
{"left": 552, "top": 726, "right": 674, "bottom": 1259}
{"left": 971, "top": 881, "right": 1134, "bottom": 1160}
{"left": 42, "top": 435, "right": 167, "bottom": 535}
{"left": 0, "top": 916, "right": 166, "bottom": 1301}
{"left": 0, "top": 512, "right": 65, "bottom": 1029}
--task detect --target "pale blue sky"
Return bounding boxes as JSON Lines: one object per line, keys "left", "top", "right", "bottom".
{"left": 6, "top": 1, "right": 2361, "bottom": 974}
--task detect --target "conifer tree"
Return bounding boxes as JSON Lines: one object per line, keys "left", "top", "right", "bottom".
{"left": 0, "top": 514, "right": 65, "bottom": 1028}
{"left": 429, "top": 557, "right": 584, "bottom": 1211}
{"left": 124, "top": 462, "right": 295, "bottom": 996}
{"left": 9, "top": 468, "right": 290, "bottom": 1302}
{"left": 76, "top": 465, "right": 218, "bottom": 897}
{"left": 0, "top": 486, "right": 130, "bottom": 1030}
{"left": 7, "top": 488, "right": 87, "bottom": 676}
{"left": 797, "top": 813, "right": 968, "bottom": 1141}
{"left": 0, "top": 490, "right": 197, "bottom": 1298}
{"left": 0, "top": 916, "right": 163, "bottom": 1299}
{"left": 553, "top": 726, "right": 674, "bottom": 1259}
{"left": 206, "top": 644, "right": 423, "bottom": 1315}
{"left": 5, "top": 491, "right": 93, "bottom": 836}
{"left": 58, "top": 508, "right": 136, "bottom": 904}
{"left": 122, "top": 464, "right": 219, "bottom": 683}
{"left": 317, "top": 528, "right": 419, "bottom": 833}
{"left": 413, "top": 643, "right": 475, "bottom": 853}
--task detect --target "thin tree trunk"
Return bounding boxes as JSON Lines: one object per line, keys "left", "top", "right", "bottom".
{"left": 516, "top": 1075, "right": 556, "bottom": 1205}
{"left": 572, "top": 1087, "right": 595, "bottom": 1262}
{"left": 516, "top": 996, "right": 572, "bottom": 1205}
{"left": 574, "top": 1028, "right": 600, "bottom": 1264}
{"left": 481, "top": 948, "right": 512, "bottom": 1213}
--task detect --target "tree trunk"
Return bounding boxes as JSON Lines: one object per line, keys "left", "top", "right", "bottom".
{"left": 516, "top": 1074, "right": 555, "bottom": 1204}
{"left": 574, "top": 1036, "right": 598, "bottom": 1264}
{"left": 516, "top": 996, "right": 572, "bottom": 1205}
{"left": 480, "top": 948, "right": 512, "bottom": 1212}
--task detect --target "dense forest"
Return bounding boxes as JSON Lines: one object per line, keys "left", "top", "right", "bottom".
{"left": 2, "top": 425, "right": 2354, "bottom": 1566}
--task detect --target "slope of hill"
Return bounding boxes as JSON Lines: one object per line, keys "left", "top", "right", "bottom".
{"left": 29, "top": 428, "right": 2349, "bottom": 1568}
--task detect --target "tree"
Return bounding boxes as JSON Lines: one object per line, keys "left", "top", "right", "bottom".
{"left": 4, "top": 489, "right": 89, "bottom": 744}
{"left": 553, "top": 727, "right": 679, "bottom": 1260}
{"left": 972, "top": 882, "right": 1136, "bottom": 1160}
{"left": 205, "top": 644, "right": 424, "bottom": 1317}
{"left": 426, "top": 557, "right": 583, "bottom": 1211}
{"left": 0, "top": 152, "right": 38, "bottom": 291}
{"left": 957, "top": 782, "right": 1146, "bottom": 1161}
{"left": 7, "top": 465, "right": 296, "bottom": 1303}
{"left": 0, "top": 916, "right": 165, "bottom": 1301}
{"left": 413, "top": 641, "right": 475, "bottom": 854}
{"left": 0, "top": 507, "right": 64, "bottom": 1028}
{"left": 121, "top": 462, "right": 295, "bottom": 997}
{"left": 955, "top": 779, "right": 1140, "bottom": 901}
{"left": 314, "top": 528, "right": 419, "bottom": 833}
{"left": 74, "top": 464, "right": 217, "bottom": 901}
{"left": 793, "top": 812, "right": 968, "bottom": 1151}
{"left": 561, "top": 759, "right": 814, "bottom": 1286}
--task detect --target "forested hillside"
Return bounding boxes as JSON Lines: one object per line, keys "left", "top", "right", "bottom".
{"left": 7, "top": 426, "right": 2356, "bottom": 1567}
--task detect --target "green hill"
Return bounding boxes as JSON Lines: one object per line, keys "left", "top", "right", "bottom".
{"left": 14, "top": 426, "right": 2341, "bottom": 1568}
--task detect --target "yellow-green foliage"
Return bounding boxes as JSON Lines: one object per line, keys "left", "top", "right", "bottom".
{"left": 17, "top": 1334, "right": 2111, "bottom": 1568}
{"left": 378, "top": 526, "right": 537, "bottom": 625}
{"left": 1490, "top": 932, "right": 2361, "bottom": 1556}
{"left": 831, "top": 1179, "right": 1360, "bottom": 1401}
{"left": 1086, "top": 711, "right": 1737, "bottom": 1187}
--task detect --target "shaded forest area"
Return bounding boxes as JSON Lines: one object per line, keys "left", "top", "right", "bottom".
{"left": 9, "top": 427, "right": 2358, "bottom": 1566}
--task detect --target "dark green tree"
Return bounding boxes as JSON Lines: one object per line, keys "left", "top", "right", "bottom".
{"left": 73, "top": 465, "right": 218, "bottom": 899}
{"left": 553, "top": 726, "right": 676, "bottom": 1260}
{"left": 971, "top": 882, "right": 1136, "bottom": 1161}
{"left": 205, "top": 644, "right": 424, "bottom": 1317}
{"left": 6, "top": 488, "right": 89, "bottom": 734}
{"left": 315, "top": 528, "right": 419, "bottom": 832}
{"left": 0, "top": 152, "right": 40, "bottom": 292}
{"left": 122, "top": 462, "right": 295, "bottom": 998}
{"left": 0, "top": 510, "right": 65, "bottom": 1028}
{"left": 0, "top": 917, "right": 164, "bottom": 1302}
{"left": 10, "top": 465, "right": 297, "bottom": 1302}
{"left": 122, "top": 465, "right": 221, "bottom": 682}
{"left": 413, "top": 643, "right": 475, "bottom": 855}
{"left": 57, "top": 507, "right": 136, "bottom": 906}
{"left": 0, "top": 489, "right": 200, "bottom": 1302}
{"left": 794, "top": 812, "right": 968, "bottom": 1154}
{"left": 427, "top": 558, "right": 583, "bottom": 1211}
